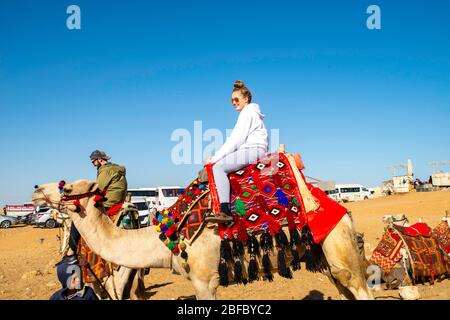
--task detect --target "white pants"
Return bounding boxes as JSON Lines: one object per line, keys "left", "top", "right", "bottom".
{"left": 212, "top": 148, "right": 266, "bottom": 203}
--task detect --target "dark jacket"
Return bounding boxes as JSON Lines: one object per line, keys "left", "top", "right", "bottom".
{"left": 97, "top": 163, "right": 128, "bottom": 208}
{"left": 50, "top": 286, "right": 98, "bottom": 300}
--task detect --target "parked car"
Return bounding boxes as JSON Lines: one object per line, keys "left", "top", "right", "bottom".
{"left": 17, "top": 213, "right": 34, "bottom": 225}
{"left": 0, "top": 215, "right": 18, "bottom": 228}
{"left": 34, "top": 207, "right": 58, "bottom": 228}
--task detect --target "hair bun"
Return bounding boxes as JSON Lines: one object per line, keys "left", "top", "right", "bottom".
{"left": 234, "top": 80, "right": 245, "bottom": 89}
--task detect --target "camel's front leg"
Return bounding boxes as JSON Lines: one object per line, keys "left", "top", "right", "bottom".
{"left": 191, "top": 273, "right": 219, "bottom": 300}
{"left": 129, "top": 269, "right": 146, "bottom": 300}
{"left": 102, "top": 267, "right": 133, "bottom": 300}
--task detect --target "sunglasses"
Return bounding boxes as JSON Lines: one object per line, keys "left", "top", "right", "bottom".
{"left": 230, "top": 97, "right": 240, "bottom": 104}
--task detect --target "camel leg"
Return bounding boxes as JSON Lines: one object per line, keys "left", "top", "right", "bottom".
{"left": 128, "top": 269, "right": 146, "bottom": 300}
{"left": 110, "top": 266, "right": 136, "bottom": 300}
{"left": 321, "top": 214, "right": 374, "bottom": 300}
{"left": 191, "top": 274, "right": 219, "bottom": 300}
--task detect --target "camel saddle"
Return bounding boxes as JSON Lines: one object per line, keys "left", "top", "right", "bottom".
{"left": 390, "top": 223, "right": 448, "bottom": 284}
{"left": 156, "top": 152, "right": 347, "bottom": 251}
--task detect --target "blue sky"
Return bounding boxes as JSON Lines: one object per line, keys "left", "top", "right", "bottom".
{"left": 1, "top": 0, "right": 449, "bottom": 206}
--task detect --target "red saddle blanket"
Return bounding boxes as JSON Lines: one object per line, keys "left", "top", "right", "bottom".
{"left": 159, "top": 152, "right": 347, "bottom": 250}
{"left": 394, "top": 223, "right": 431, "bottom": 237}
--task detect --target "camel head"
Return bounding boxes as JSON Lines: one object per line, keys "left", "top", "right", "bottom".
{"left": 382, "top": 214, "right": 409, "bottom": 226}
{"left": 32, "top": 182, "right": 61, "bottom": 208}
{"left": 32, "top": 179, "right": 97, "bottom": 212}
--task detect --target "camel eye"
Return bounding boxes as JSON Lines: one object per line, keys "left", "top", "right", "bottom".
{"left": 63, "top": 186, "right": 73, "bottom": 194}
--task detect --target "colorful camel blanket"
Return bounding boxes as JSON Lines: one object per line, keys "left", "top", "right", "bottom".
{"left": 155, "top": 152, "right": 347, "bottom": 250}
{"left": 370, "top": 228, "right": 403, "bottom": 275}
{"left": 371, "top": 223, "right": 449, "bottom": 283}
{"left": 432, "top": 220, "right": 450, "bottom": 256}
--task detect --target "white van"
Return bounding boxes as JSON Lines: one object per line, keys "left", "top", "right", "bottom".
{"left": 128, "top": 186, "right": 184, "bottom": 211}
{"left": 328, "top": 184, "right": 373, "bottom": 202}
{"left": 128, "top": 188, "right": 158, "bottom": 209}
{"left": 157, "top": 186, "right": 184, "bottom": 210}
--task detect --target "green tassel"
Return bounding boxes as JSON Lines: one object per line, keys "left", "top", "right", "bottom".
{"left": 168, "top": 241, "right": 176, "bottom": 250}
{"left": 235, "top": 198, "right": 247, "bottom": 217}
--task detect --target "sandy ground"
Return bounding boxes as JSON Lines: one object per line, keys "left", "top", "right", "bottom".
{"left": 1, "top": 190, "right": 449, "bottom": 300}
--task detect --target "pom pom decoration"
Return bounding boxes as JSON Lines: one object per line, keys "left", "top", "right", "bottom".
{"left": 171, "top": 245, "right": 180, "bottom": 254}
{"left": 58, "top": 180, "right": 66, "bottom": 194}
{"left": 167, "top": 241, "right": 176, "bottom": 251}
{"left": 73, "top": 200, "right": 82, "bottom": 213}
{"left": 159, "top": 233, "right": 167, "bottom": 241}
{"left": 93, "top": 194, "right": 104, "bottom": 203}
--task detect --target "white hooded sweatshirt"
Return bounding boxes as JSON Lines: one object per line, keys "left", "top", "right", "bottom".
{"left": 211, "top": 103, "right": 268, "bottom": 163}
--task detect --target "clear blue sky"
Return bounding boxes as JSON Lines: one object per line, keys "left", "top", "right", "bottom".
{"left": 1, "top": 0, "right": 449, "bottom": 206}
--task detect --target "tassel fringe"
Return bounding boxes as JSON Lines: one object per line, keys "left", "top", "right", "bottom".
{"left": 301, "top": 225, "right": 326, "bottom": 273}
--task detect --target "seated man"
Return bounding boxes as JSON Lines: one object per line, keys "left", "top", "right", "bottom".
{"left": 50, "top": 262, "right": 98, "bottom": 300}
{"left": 60, "top": 149, "right": 128, "bottom": 265}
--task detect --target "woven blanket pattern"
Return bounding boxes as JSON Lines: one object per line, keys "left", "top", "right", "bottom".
{"left": 220, "top": 152, "right": 307, "bottom": 238}
{"left": 155, "top": 152, "right": 347, "bottom": 263}
{"left": 393, "top": 224, "right": 449, "bottom": 282}
{"left": 370, "top": 229, "right": 403, "bottom": 274}
{"left": 431, "top": 221, "right": 450, "bottom": 256}
{"left": 78, "top": 237, "right": 113, "bottom": 283}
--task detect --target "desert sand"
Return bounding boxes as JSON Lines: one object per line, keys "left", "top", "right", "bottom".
{"left": 1, "top": 190, "right": 449, "bottom": 300}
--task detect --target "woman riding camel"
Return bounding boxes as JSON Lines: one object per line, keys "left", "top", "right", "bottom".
{"left": 205, "top": 80, "right": 268, "bottom": 222}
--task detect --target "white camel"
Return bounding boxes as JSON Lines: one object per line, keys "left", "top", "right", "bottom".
{"left": 33, "top": 180, "right": 374, "bottom": 300}
{"left": 47, "top": 206, "right": 145, "bottom": 300}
